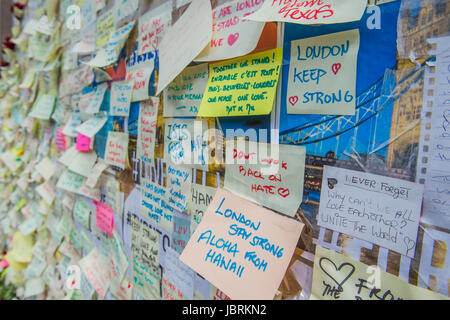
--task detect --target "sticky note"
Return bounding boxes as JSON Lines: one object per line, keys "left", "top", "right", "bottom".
{"left": 318, "top": 166, "right": 424, "bottom": 257}
{"left": 94, "top": 200, "right": 114, "bottom": 237}
{"left": 195, "top": 0, "right": 265, "bottom": 62}
{"left": 156, "top": 0, "right": 212, "bottom": 95}
{"left": 224, "top": 141, "right": 306, "bottom": 217}
{"left": 85, "top": 83, "right": 107, "bottom": 114}
{"left": 140, "top": 179, "right": 174, "bottom": 234}
{"left": 197, "top": 47, "right": 283, "bottom": 117}
{"left": 188, "top": 184, "right": 217, "bottom": 235}
{"left": 28, "top": 94, "right": 56, "bottom": 120}
{"left": 247, "top": 0, "right": 368, "bottom": 25}
{"left": 73, "top": 197, "right": 91, "bottom": 229}
{"left": 137, "top": 98, "right": 158, "bottom": 165}
{"left": 110, "top": 80, "right": 133, "bottom": 116}
{"left": 287, "top": 29, "right": 360, "bottom": 115}
{"left": 79, "top": 248, "right": 112, "bottom": 299}
{"left": 312, "top": 245, "right": 449, "bottom": 300}
{"left": 164, "top": 118, "right": 208, "bottom": 170}
{"left": 166, "top": 164, "right": 192, "bottom": 212}
{"left": 76, "top": 112, "right": 108, "bottom": 138}
{"left": 163, "top": 64, "right": 208, "bottom": 117}
{"left": 180, "top": 188, "right": 304, "bottom": 300}
{"left": 56, "top": 128, "right": 67, "bottom": 151}
{"left": 138, "top": 6, "right": 171, "bottom": 55}
{"left": 104, "top": 131, "right": 129, "bottom": 169}
{"left": 76, "top": 133, "right": 92, "bottom": 152}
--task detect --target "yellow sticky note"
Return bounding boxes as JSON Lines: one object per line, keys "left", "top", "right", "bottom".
{"left": 197, "top": 47, "right": 283, "bottom": 117}
{"left": 312, "top": 246, "right": 449, "bottom": 300}
{"left": 286, "top": 29, "right": 359, "bottom": 115}
{"left": 5, "top": 252, "right": 28, "bottom": 271}
{"left": 96, "top": 9, "right": 115, "bottom": 48}
{"left": 11, "top": 231, "right": 34, "bottom": 264}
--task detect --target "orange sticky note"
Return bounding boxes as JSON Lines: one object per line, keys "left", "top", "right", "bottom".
{"left": 179, "top": 188, "right": 304, "bottom": 300}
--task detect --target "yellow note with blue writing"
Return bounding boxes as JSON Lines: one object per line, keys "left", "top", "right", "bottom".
{"left": 197, "top": 47, "right": 283, "bottom": 117}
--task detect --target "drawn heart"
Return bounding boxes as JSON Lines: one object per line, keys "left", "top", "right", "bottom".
{"left": 289, "top": 96, "right": 299, "bottom": 106}
{"left": 228, "top": 33, "right": 239, "bottom": 46}
{"left": 319, "top": 257, "right": 355, "bottom": 289}
{"left": 403, "top": 236, "right": 416, "bottom": 255}
{"left": 278, "top": 188, "right": 290, "bottom": 198}
{"left": 332, "top": 63, "right": 342, "bottom": 75}
{"left": 151, "top": 37, "right": 159, "bottom": 51}
{"left": 327, "top": 178, "right": 338, "bottom": 189}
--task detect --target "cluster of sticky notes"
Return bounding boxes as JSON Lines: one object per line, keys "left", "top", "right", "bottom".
{"left": 0, "top": 0, "right": 447, "bottom": 304}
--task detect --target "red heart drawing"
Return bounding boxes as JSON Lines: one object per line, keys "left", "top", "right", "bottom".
{"left": 278, "top": 188, "right": 290, "bottom": 198}
{"left": 151, "top": 37, "right": 159, "bottom": 51}
{"left": 228, "top": 33, "right": 239, "bottom": 46}
{"left": 332, "top": 63, "right": 342, "bottom": 75}
{"left": 289, "top": 96, "right": 299, "bottom": 106}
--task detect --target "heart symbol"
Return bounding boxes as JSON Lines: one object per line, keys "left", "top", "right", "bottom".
{"left": 332, "top": 63, "right": 341, "bottom": 75}
{"left": 403, "top": 236, "right": 416, "bottom": 255}
{"left": 228, "top": 33, "right": 239, "bottom": 46}
{"left": 278, "top": 188, "right": 290, "bottom": 198}
{"left": 327, "top": 178, "right": 338, "bottom": 189}
{"left": 289, "top": 96, "right": 298, "bottom": 106}
{"left": 151, "top": 37, "right": 159, "bottom": 51}
{"left": 319, "top": 257, "right": 355, "bottom": 289}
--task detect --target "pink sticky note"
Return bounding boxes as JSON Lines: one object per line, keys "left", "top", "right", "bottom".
{"left": 93, "top": 200, "right": 114, "bottom": 237}
{"left": 56, "top": 128, "right": 67, "bottom": 151}
{"left": 76, "top": 133, "right": 92, "bottom": 152}
{"left": 0, "top": 259, "right": 9, "bottom": 268}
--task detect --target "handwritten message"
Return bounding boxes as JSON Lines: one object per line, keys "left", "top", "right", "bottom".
{"left": 156, "top": 0, "right": 212, "bottom": 95}
{"left": 79, "top": 248, "right": 112, "bottom": 299}
{"left": 422, "top": 36, "right": 450, "bottom": 230}
{"left": 247, "top": 0, "right": 367, "bottom": 25}
{"left": 180, "top": 188, "right": 304, "bottom": 300}
{"left": 69, "top": 150, "right": 97, "bottom": 177}
{"left": 73, "top": 197, "right": 91, "bottom": 229}
{"left": 138, "top": 7, "right": 171, "bottom": 55}
{"left": 163, "top": 64, "right": 208, "bottom": 117}
{"left": 287, "top": 29, "right": 359, "bottom": 115}
{"left": 224, "top": 141, "right": 306, "bottom": 217}
{"left": 94, "top": 200, "right": 114, "bottom": 237}
{"left": 195, "top": 0, "right": 265, "bottom": 62}
{"left": 164, "top": 118, "right": 208, "bottom": 170}
{"left": 126, "top": 55, "right": 155, "bottom": 102}
{"left": 85, "top": 83, "right": 107, "bottom": 114}
{"left": 140, "top": 179, "right": 174, "bottom": 234}
{"left": 318, "top": 166, "right": 424, "bottom": 257}
{"left": 129, "top": 213, "right": 161, "bottom": 299}
{"left": 198, "top": 47, "right": 282, "bottom": 117}
{"left": 76, "top": 112, "right": 107, "bottom": 138}
{"left": 104, "top": 131, "right": 129, "bottom": 169}
{"left": 110, "top": 80, "right": 133, "bottom": 116}
{"left": 166, "top": 164, "right": 192, "bottom": 212}
{"left": 28, "top": 94, "right": 56, "bottom": 119}
{"left": 172, "top": 213, "right": 191, "bottom": 254}
{"left": 188, "top": 184, "right": 217, "bottom": 235}
{"left": 96, "top": 9, "right": 115, "bottom": 48}
{"left": 165, "top": 247, "right": 194, "bottom": 299}
{"left": 87, "top": 21, "right": 135, "bottom": 67}
{"left": 36, "top": 180, "right": 56, "bottom": 206}
{"left": 137, "top": 98, "right": 158, "bottom": 165}
{"left": 85, "top": 159, "right": 108, "bottom": 188}
{"left": 76, "top": 133, "right": 92, "bottom": 152}
{"left": 311, "top": 246, "right": 449, "bottom": 300}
